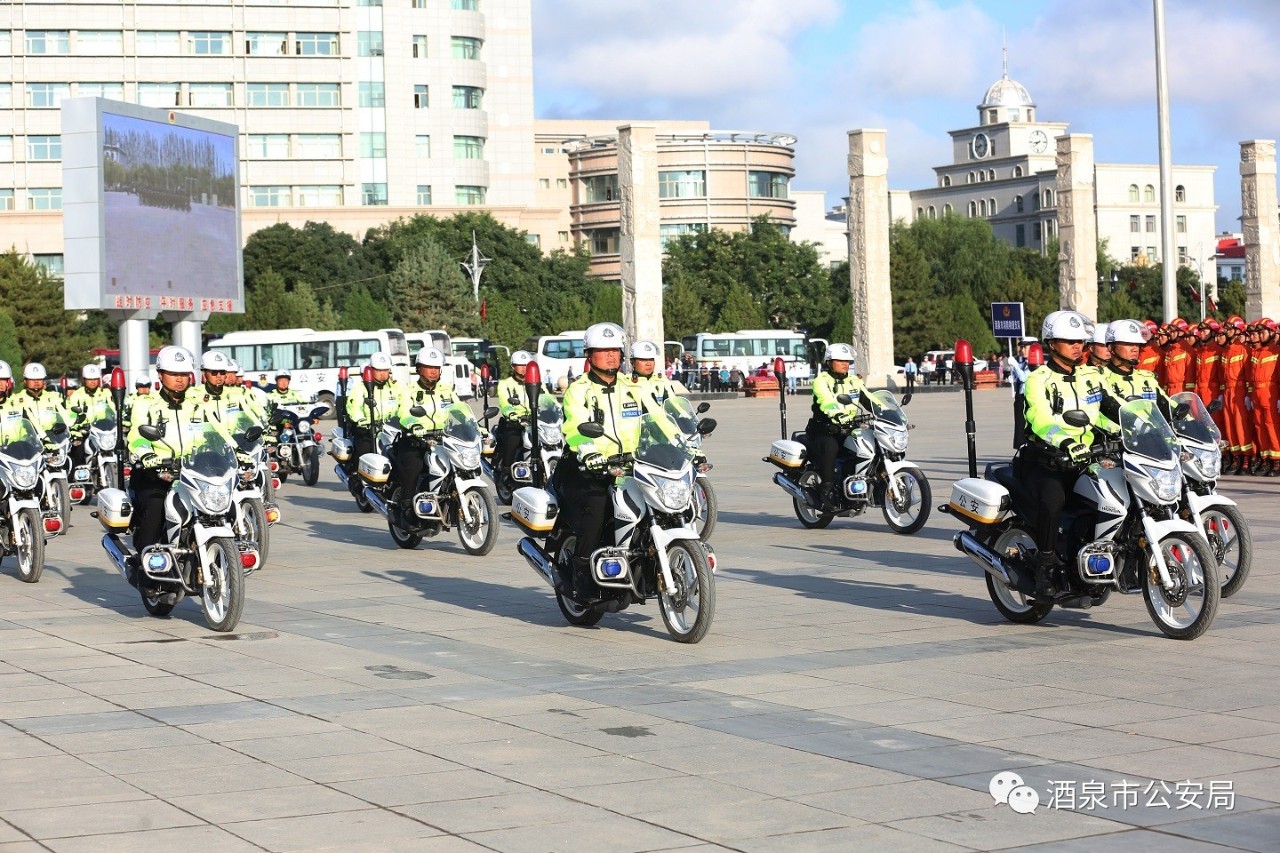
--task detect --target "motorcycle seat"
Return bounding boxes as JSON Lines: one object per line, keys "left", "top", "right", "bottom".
{"left": 789, "top": 431, "right": 810, "bottom": 448}
{"left": 984, "top": 462, "right": 1031, "bottom": 509}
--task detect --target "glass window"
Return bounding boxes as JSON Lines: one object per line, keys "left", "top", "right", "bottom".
{"left": 451, "top": 36, "right": 482, "bottom": 59}
{"left": 295, "top": 33, "right": 337, "bottom": 56}
{"left": 1175, "top": 184, "right": 1186, "bottom": 202}
{"left": 136, "top": 82, "right": 179, "bottom": 107}
{"left": 359, "top": 82, "right": 384, "bottom": 107}
{"left": 1145, "top": 215, "right": 1156, "bottom": 232}
{"left": 416, "top": 185, "right": 432, "bottom": 205}
{"left": 26, "top": 135, "right": 61, "bottom": 161}
{"left": 1176, "top": 214, "right": 1187, "bottom": 233}
{"left": 1014, "top": 165, "right": 1024, "bottom": 177}
{"left": 296, "top": 83, "right": 340, "bottom": 107}
{"left": 1015, "top": 195, "right": 1023, "bottom": 212}
{"left": 1008, "top": 108, "right": 1020, "bottom": 122}
{"left": 412, "top": 35, "right": 428, "bottom": 58}
{"left": 33, "top": 254, "right": 64, "bottom": 276}
{"left": 582, "top": 174, "right": 618, "bottom": 203}
{"left": 556, "top": 178, "right": 567, "bottom": 188}
{"left": 77, "top": 82, "right": 124, "bottom": 99}
{"left": 1015, "top": 224, "right": 1025, "bottom": 248}
{"left": 453, "top": 135, "right": 485, "bottom": 159}
{"left": 298, "top": 341, "right": 332, "bottom": 369}
{"left": 246, "top": 32, "right": 287, "bottom": 55}
{"left": 411, "top": 0, "right": 427, "bottom": 7}
{"left": 26, "top": 31, "right": 70, "bottom": 54}
{"left": 415, "top": 135, "right": 431, "bottom": 158}
{"left": 942, "top": 175, "right": 951, "bottom": 187}
{"left": 943, "top": 203, "right": 953, "bottom": 215}
{"left": 414, "top": 85, "right": 429, "bottom": 108}
{"left": 136, "top": 31, "right": 180, "bottom": 55}
{"left": 358, "top": 31, "right": 384, "bottom": 56}
{"left": 978, "top": 199, "right": 987, "bottom": 216}
{"left": 1129, "top": 184, "right": 1139, "bottom": 202}
{"left": 1147, "top": 246, "right": 1157, "bottom": 259}
{"left": 452, "top": 85, "right": 483, "bottom": 109}
{"left": 27, "top": 188, "right": 62, "bottom": 210}
{"left": 659, "top": 222, "right": 707, "bottom": 248}
{"left": 589, "top": 228, "right": 620, "bottom": 254}
{"left": 248, "top": 186, "right": 290, "bottom": 207}
{"left": 362, "top": 183, "right": 388, "bottom": 205}
{"left": 967, "top": 201, "right": 975, "bottom": 218}
{"left": 247, "top": 134, "right": 290, "bottom": 159}
{"left": 558, "top": 231, "right": 569, "bottom": 242}
{"left": 295, "top": 134, "right": 341, "bottom": 158}
{"left": 296, "top": 185, "right": 342, "bottom": 207}
{"left": 539, "top": 178, "right": 550, "bottom": 189}
{"left": 357, "top": 0, "right": 383, "bottom": 5}
{"left": 1, "top": 188, "right": 16, "bottom": 209}
{"left": 1178, "top": 246, "right": 1188, "bottom": 264}
{"left": 659, "top": 170, "right": 706, "bottom": 199}
{"left": 26, "top": 83, "right": 70, "bottom": 108}
{"left": 188, "top": 83, "right": 232, "bottom": 107}
{"left": 748, "top": 170, "right": 789, "bottom": 199}
{"left": 246, "top": 83, "right": 289, "bottom": 107}
{"left": 452, "top": 0, "right": 479, "bottom": 8}
{"left": 76, "top": 30, "right": 122, "bottom": 55}
{"left": 455, "top": 185, "right": 486, "bottom": 205}
{"left": 928, "top": 206, "right": 936, "bottom": 219}
{"left": 0, "top": 32, "right": 9, "bottom": 54}
{"left": 360, "top": 132, "right": 387, "bottom": 158}
{"left": 188, "top": 31, "right": 231, "bottom": 55}
{"left": 1144, "top": 184, "right": 1156, "bottom": 202}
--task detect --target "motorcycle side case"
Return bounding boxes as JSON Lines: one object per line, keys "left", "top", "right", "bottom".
{"left": 96, "top": 488, "right": 133, "bottom": 531}
{"left": 511, "top": 487, "right": 557, "bottom": 536}
{"left": 947, "top": 477, "right": 1010, "bottom": 525}
{"left": 329, "top": 435, "right": 353, "bottom": 462}
{"left": 357, "top": 453, "right": 392, "bottom": 484}
{"left": 767, "top": 439, "right": 806, "bottom": 469}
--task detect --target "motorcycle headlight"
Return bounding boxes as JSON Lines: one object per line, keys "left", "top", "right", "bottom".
{"left": 98, "top": 432, "right": 117, "bottom": 451}
{"left": 196, "top": 482, "right": 232, "bottom": 514}
{"left": 656, "top": 476, "right": 693, "bottom": 513}
{"left": 10, "top": 463, "right": 39, "bottom": 490}
{"left": 299, "top": 420, "right": 311, "bottom": 432}
{"left": 1144, "top": 465, "right": 1182, "bottom": 503}
{"left": 882, "top": 427, "right": 908, "bottom": 453}
{"left": 1189, "top": 446, "right": 1220, "bottom": 480}
{"left": 457, "top": 448, "right": 481, "bottom": 470}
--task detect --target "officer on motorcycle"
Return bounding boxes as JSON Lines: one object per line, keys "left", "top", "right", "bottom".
{"left": 495, "top": 350, "right": 533, "bottom": 482}
{"left": 559, "top": 322, "right": 647, "bottom": 600}
{"left": 122, "top": 376, "right": 153, "bottom": 433}
{"left": 10, "top": 363, "right": 74, "bottom": 444}
{"left": 1086, "top": 322, "right": 1112, "bottom": 369}
{"left": 265, "top": 369, "right": 306, "bottom": 410}
{"left": 198, "top": 351, "right": 266, "bottom": 425}
{"left": 344, "top": 351, "right": 398, "bottom": 493}
{"left": 1018, "top": 310, "right": 1121, "bottom": 597}
{"left": 628, "top": 340, "right": 676, "bottom": 408}
{"left": 389, "top": 347, "right": 460, "bottom": 518}
{"left": 67, "top": 364, "right": 115, "bottom": 469}
{"left": 0, "top": 361, "right": 14, "bottom": 411}
{"left": 806, "top": 343, "right": 873, "bottom": 512}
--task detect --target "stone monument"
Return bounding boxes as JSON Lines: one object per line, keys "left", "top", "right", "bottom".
{"left": 1240, "top": 140, "right": 1280, "bottom": 320}
{"left": 1055, "top": 134, "right": 1098, "bottom": 320}
{"left": 847, "top": 130, "right": 895, "bottom": 384}
{"left": 617, "top": 124, "right": 664, "bottom": 368}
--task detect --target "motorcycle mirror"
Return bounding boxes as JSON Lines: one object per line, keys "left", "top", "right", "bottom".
{"left": 483, "top": 406, "right": 499, "bottom": 420}
{"left": 269, "top": 411, "right": 287, "bottom": 425}
{"left": 1062, "top": 409, "right": 1091, "bottom": 428}
{"left": 578, "top": 422, "right": 605, "bottom": 439}
{"left": 901, "top": 393, "right": 913, "bottom": 407}
{"left": 836, "top": 393, "right": 854, "bottom": 405}
{"left": 138, "top": 424, "right": 163, "bottom": 442}
{"left": 1172, "top": 403, "right": 1191, "bottom": 421}
{"left": 409, "top": 405, "right": 427, "bottom": 417}
{"left": 310, "top": 405, "right": 331, "bottom": 418}
{"left": 243, "top": 426, "right": 263, "bottom": 443}
{"left": 696, "top": 418, "right": 717, "bottom": 436}
{"left": 696, "top": 402, "right": 710, "bottom": 414}
{"left": 50, "top": 422, "right": 68, "bottom": 435}
{"left": 1125, "top": 394, "right": 1144, "bottom": 403}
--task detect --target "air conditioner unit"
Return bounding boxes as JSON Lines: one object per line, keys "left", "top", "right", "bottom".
{"left": 370, "top": 48, "right": 383, "bottom": 56}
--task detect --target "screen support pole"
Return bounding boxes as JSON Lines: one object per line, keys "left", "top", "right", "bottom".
{"left": 167, "top": 311, "right": 209, "bottom": 364}
{"left": 112, "top": 312, "right": 151, "bottom": 388}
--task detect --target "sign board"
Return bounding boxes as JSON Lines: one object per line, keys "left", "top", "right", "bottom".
{"left": 990, "top": 302, "right": 1025, "bottom": 339}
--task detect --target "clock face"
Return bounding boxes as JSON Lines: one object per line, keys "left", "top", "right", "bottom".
{"left": 973, "top": 133, "right": 990, "bottom": 159}
{"left": 1029, "top": 130, "right": 1049, "bottom": 153}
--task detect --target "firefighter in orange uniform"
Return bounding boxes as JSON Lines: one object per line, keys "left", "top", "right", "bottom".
{"left": 1138, "top": 320, "right": 1164, "bottom": 386}
{"left": 1249, "top": 320, "right": 1280, "bottom": 476}
{"left": 1193, "top": 320, "right": 1226, "bottom": 435}
{"left": 1162, "top": 318, "right": 1193, "bottom": 398}
{"left": 1222, "top": 317, "right": 1256, "bottom": 475}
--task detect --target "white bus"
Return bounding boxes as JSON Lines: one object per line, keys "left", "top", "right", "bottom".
{"left": 403, "top": 330, "right": 474, "bottom": 398}
{"left": 522, "top": 330, "right": 586, "bottom": 390}
{"left": 679, "top": 330, "right": 826, "bottom": 382}
{"left": 207, "top": 327, "right": 412, "bottom": 407}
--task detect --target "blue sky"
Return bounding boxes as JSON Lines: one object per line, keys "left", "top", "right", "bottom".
{"left": 533, "top": 0, "right": 1279, "bottom": 234}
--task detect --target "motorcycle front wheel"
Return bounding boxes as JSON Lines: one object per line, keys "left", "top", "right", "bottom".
{"left": 201, "top": 536, "right": 245, "bottom": 632}
{"left": 302, "top": 448, "right": 320, "bottom": 486}
{"left": 494, "top": 470, "right": 514, "bottom": 505}
{"left": 793, "top": 470, "right": 834, "bottom": 529}
{"left": 49, "top": 479, "right": 72, "bottom": 526}
{"left": 13, "top": 507, "right": 45, "bottom": 583}
{"left": 101, "top": 461, "right": 118, "bottom": 493}
{"left": 659, "top": 540, "right": 715, "bottom": 643}
{"left": 238, "top": 499, "right": 270, "bottom": 568}
{"left": 140, "top": 585, "right": 176, "bottom": 617}
{"left": 692, "top": 477, "right": 718, "bottom": 542}
{"left": 1143, "top": 532, "right": 1220, "bottom": 640}
{"left": 1201, "top": 504, "right": 1251, "bottom": 598}
{"left": 554, "top": 535, "right": 603, "bottom": 626}
{"left": 457, "top": 487, "right": 498, "bottom": 556}
{"left": 882, "top": 465, "right": 931, "bottom": 535}
{"left": 985, "top": 526, "right": 1054, "bottom": 624}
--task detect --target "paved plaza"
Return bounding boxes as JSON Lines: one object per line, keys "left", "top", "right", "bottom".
{"left": 1, "top": 390, "right": 1278, "bottom": 852}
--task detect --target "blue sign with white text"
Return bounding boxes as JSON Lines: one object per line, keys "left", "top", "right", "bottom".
{"left": 991, "top": 302, "right": 1025, "bottom": 338}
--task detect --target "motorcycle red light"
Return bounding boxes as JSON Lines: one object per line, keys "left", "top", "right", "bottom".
{"left": 954, "top": 339, "right": 973, "bottom": 365}
{"left": 524, "top": 360, "right": 541, "bottom": 389}
{"left": 110, "top": 366, "right": 126, "bottom": 391}
{"left": 773, "top": 356, "right": 785, "bottom": 377}
{"left": 264, "top": 505, "right": 281, "bottom": 524}
{"left": 1027, "top": 343, "right": 1045, "bottom": 367}
{"left": 271, "top": 477, "right": 281, "bottom": 490}
{"left": 44, "top": 517, "right": 62, "bottom": 533}
{"left": 269, "top": 460, "right": 279, "bottom": 471}
{"left": 69, "top": 487, "right": 86, "bottom": 501}
{"left": 314, "top": 432, "right": 322, "bottom": 442}
{"left": 240, "top": 550, "right": 259, "bottom": 569}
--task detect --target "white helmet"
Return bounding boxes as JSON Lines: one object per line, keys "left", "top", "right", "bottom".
{"left": 134, "top": 376, "right": 151, "bottom": 387}
{"left": 826, "top": 343, "right": 856, "bottom": 363}
{"left": 200, "top": 350, "right": 232, "bottom": 371}
{"left": 275, "top": 369, "right": 291, "bottom": 378}
{"left": 510, "top": 350, "right": 533, "bottom": 367}
{"left": 23, "top": 363, "right": 47, "bottom": 381}
{"left": 1107, "top": 319, "right": 1151, "bottom": 345}
{"left": 82, "top": 364, "right": 102, "bottom": 380}
{"left": 0, "top": 360, "right": 11, "bottom": 381}
{"left": 368, "top": 351, "right": 393, "bottom": 371}
{"left": 415, "top": 347, "right": 446, "bottom": 368}
{"left": 1041, "top": 310, "right": 1091, "bottom": 342}
{"left": 583, "top": 322, "right": 625, "bottom": 351}
{"left": 155, "top": 346, "right": 194, "bottom": 373}
{"left": 630, "top": 340, "right": 660, "bottom": 359}
{"left": 1090, "top": 323, "right": 1110, "bottom": 345}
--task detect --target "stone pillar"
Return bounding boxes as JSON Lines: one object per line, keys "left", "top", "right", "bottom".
{"left": 1055, "top": 134, "right": 1098, "bottom": 320}
{"left": 847, "top": 130, "right": 894, "bottom": 384}
{"left": 1240, "top": 140, "right": 1280, "bottom": 320}
{"left": 618, "top": 124, "right": 665, "bottom": 370}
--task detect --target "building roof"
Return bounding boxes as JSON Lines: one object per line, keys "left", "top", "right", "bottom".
{"left": 980, "top": 73, "right": 1035, "bottom": 109}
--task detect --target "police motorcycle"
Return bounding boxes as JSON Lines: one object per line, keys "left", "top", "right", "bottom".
{"left": 484, "top": 393, "right": 565, "bottom": 505}
{"left": 357, "top": 402, "right": 500, "bottom": 555}
{"left": 514, "top": 411, "right": 718, "bottom": 643}
{"left": 38, "top": 412, "right": 73, "bottom": 535}
{"left": 69, "top": 409, "right": 120, "bottom": 505}
{"left": 269, "top": 403, "right": 329, "bottom": 487}
{"left": 766, "top": 390, "right": 930, "bottom": 534}
{"left": 223, "top": 411, "right": 279, "bottom": 568}
{"left": 947, "top": 401, "right": 1220, "bottom": 640}
{"left": 0, "top": 418, "right": 50, "bottom": 582}
{"left": 97, "top": 422, "right": 256, "bottom": 632}
{"left": 1169, "top": 391, "right": 1251, "bottom": 598}
{"left": 663, "top": 396, "right": 718, "bottom": 541}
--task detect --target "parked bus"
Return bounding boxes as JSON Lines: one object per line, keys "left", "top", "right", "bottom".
{"left": 679, "top": 330, "right": 827, "bottom": 383}
{"left": 403, "top": 330, "right": 474, "bottom": 398}
{"left": 452, "top": 337, "right": 510, "bottom": 389}
{"left": 206, "top": 328, "right": 411, "bottom": 407}
{"left": 521, "top": 330, "right": 586, "bottom": 390}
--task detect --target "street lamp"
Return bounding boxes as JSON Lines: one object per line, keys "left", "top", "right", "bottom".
{"left": 1098, "top": 269, "right": 1119, "bottom": 294}
{"left": 460, "top": 230, "right": 491, "bottom": 303}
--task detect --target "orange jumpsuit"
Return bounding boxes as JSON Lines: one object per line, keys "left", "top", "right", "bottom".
{"left": 1162, "top": 340, "right": 1192, "bottom": 397}
{"left": 1222, "top": 341, "right": 1256, "bottom": 456}
{"left": 1193, "top": 342, "right": 1225, "bottom": 434}
{"left": 1249, "top": 343, "right": 1280, "bottom": 461}
{"left": 1138, "top": 343, "right": 1164, "bottom": 387}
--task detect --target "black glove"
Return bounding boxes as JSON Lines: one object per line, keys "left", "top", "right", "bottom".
{"left": 581, "top": 452, "right": 606, "bottom": 472}
{"left": 235, "top": 451, "right": 254, "bottom": 466}
{"left": 1062, "top": 441, "right": 1090, "bottom": 465}
{"left": 136, "top": 452, "right": 163, "bottom": 470}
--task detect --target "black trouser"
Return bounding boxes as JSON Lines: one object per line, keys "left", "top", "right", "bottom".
{"left": 1012, "top": 391, "right": 1027, "bottom": 450}
{"left": 805, "top": 418, "right": 841, "bottom": 487}
{"left": 905, "top": 373, "right": 915, "bottom": 391}
{"left": 129, "top": 469, "right": 172, "bottom": 554}
{"left": 70, "top": 437, "right": 88, "bottom": 469}
{"left": 556, "top": 456, "right": 611, "bottom": 559}
{"left": 392, "top": 438, "right": 425, "bottom": 503}
{"left": 496, "top": 419, "right": 525, "bottom": 472}
{"left": 1017, "top": 455, "right": 1077, "bottom": 555}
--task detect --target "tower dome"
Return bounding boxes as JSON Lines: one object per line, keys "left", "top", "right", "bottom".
{"left": 981, "top": 73, "right": 1035, "bottom": 110}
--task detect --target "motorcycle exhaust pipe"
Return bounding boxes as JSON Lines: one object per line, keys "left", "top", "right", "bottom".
{"left": 518, "top": 537, "right": 557, "bottom": 589}
{"left": 772, "top": 472, "right": 810, "bottom": 504}
{"left": 334, "top": 465, "right": 349, "bottom": 486}
{"left": 953, "top": 530, "right": 1012, "bottom": 585}
{"left": 362, "top": 487, "right": 389, "bottom": 518}
{"left": 101, "top": 533, "right": 131, "bottom": 579}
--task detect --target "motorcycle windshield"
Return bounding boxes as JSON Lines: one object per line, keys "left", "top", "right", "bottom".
{"left": 1169, "top": 391, "right": 1220, "bottom": 444}
{"left": 1120, "top": 399, "right": 1179, "bottom": 463}
{"left": 537, "top": 394, "right": 562, "bottom": 425}
{"left": 178, "top": 423, "right": 237, "bottom": 477}
{"left": 0, "top": 417, "right": 43, "bottom": 461}
{"left": 868, "top": 390, "right": 907, "bottom": 427}
{"left": 442, "top": 404, "right": 481, "bottom": 443}
{"left": 227, "top": 411, "right": 262, "bottom": 452}
{"left": 635, "top": 412, "right": 689, "bottom": 472}
{"left": 663, "top": 396, "right": 699, "bottom": 435}
{"left": 92, "top": 417, "right": 117, "bottom": 433}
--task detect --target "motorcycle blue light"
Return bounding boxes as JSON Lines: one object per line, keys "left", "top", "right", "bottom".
{"left": 146, "top": 552, "right": 169, "bottom": 571}
{"left": 75, "top": 469, "right": 90, "bottom": 481}
{"left": 514, "top": 464, "right": 530, "bottom": 479}
{"left": 601, "top": 558, "right": 624, "bottom": 578}
{"left": 416, "top": 499, "right": 435, "bottom": 516}
{"left": 1086, "top": 554, "right": 1113, "bottom": 576}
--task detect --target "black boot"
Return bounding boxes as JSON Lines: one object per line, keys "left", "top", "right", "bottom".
{"left": 820, "top": 483, "right": 841, "bottom": 513}
{"left": 124, "top": 555, "right": 140, "bottom": 588}
{"left": 572, "top": 556, "right": 597, "bottom": 601}
{"left": 1033, "top": 552, "right": 1063, "bottom": 599}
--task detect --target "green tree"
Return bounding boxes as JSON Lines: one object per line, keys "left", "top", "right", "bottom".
{"left": 589, "top": 282, "right": 622, "bottom": 324}
{"left": 0, "top": 251, "right": 102, "bottom": 374}
{"left": 389, "top": 238, "right": 481, "bottom": 336}
{"left": 713, "top": 280, "right": 768, "bottom": 331}
{"left": 662, "top": 271, "right": 711, "bottom": 342}
{"left": 341, "top": 285, "right": 393, "bottom": 329}
{"left": 0, "top": 308, "right": 22, "bottom": 366}
{"left": 1218, "top": 280, "right": 1246, "bottom": 319}
{"left": 889, "top": 225, "right": 947, "bottom": 360}
{"left": 481, "top": 293, "right": 533, "bottom": 353}
{"left": 243, "top": 269, "right": 291, "bottom": 329}
{"left": 242, "top": 222, "right": 377, "bottom": 311}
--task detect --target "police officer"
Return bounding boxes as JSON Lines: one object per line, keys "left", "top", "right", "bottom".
{"left": 344, "top": 352, "right": 398, "bottom": 493}
{"left": 494, "top": 351, "right": 533, "bottom": 485}
{"left": 560, "top": 322, "right": 646, "bottom": 600}
{"left": 628, "top": 340, "right": 676, "bottom": 409}
{"left": 198, "top": 351, "right": 266, "bottom": 426}
{"left": 1086, "top": 323, "right": 1112, "bottom": 369}
{"left": 1101, "top": 320, "right": 1177, "bottom": 414}
{"left": 66, "top": 365, "right": 116, "bottom": 470}
{"left": 1019, "top": 311, "right": 1120, "bottom": 597}
{"left": 10, "top": 363, "right": 74, "bottom": 444}
{"left": 806, "top": 343, "right": 872, "bottom": 512}
{"left": 0, "top": 361, "right": 14, "bottom": 412}
{"left": 389, "top": 347, "right": 460, "bottom": 516}
{"left": 265, "top": 369, "right": 306, "bottom": 409}
{"left": 122, "top": 376, "right": 153, "bottom": 433}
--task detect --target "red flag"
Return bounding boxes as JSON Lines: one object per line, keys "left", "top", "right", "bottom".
{"left": 1208, "top": 293, "right": 1218, "bottom": 312}
{"left": 1187, "top": 282, "right": 1201, "bottom": 303}
{"left": 480, "top": 298, "right": 488, "bottom": 322}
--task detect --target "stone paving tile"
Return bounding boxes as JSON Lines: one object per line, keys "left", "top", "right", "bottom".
{"left": 271, "top": 748, "right": 457, "bottom": 784}
{"left": 733, "top": 823, "right": 978, "bottom": 852}
{"left": 117, "top": 762, "right": 312, "bottom": 798}
{"left": 988, "top": 829, "right": 1246, "bottom": 852}
{"left": 43, "top": 825, "right": 266, "bottom": 853}
{"left": 400, "top": 789, "right": 609, "bottom": 835}
{"left": 888, "top": 805, "right": 1121, "bottom": 850}
{"left": 0, "top": 799, "right": 202, "bottom": 840}
{"left": 461, "top": 814, "right": 706, "bottom": 853}
{"left": 223, "top": 809, "right": 443, "bottom": 850}
{"left": 1086, "top": 744, "right": 1280, "bottom": 779}
{"left": 330, "top": 768, "right": 523, "bottom": 808}
{"left": 623, "top": 797, "right": 859, "bottom": 844}
{"left": 168, "top": 783, "right": 370, "bottom": 824}
{"left": 802, "top": 778, "right": 998, "bottom": 822}
{"left": 1158, "top": 807, "right": 1280, "bottom": 853}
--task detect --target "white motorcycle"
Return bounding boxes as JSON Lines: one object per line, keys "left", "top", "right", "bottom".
{"left": 227, "top": 411, "right": 278, "bottom": 569}
{"left": 767, "top": 390, "right": 930, "bottom": 534}
{"left": 0, "top": 417, "right": 49, "bottom": 583}
{"left": 271, "top": 403, "right": 329, "bottom": 487}
{"left": 70, "top": 414, "right": 119, "bottom": 505}
{"left": 98, "top": 421, "right": 257, "bottom": 632}
{"left": 484, "top": 393, "right": 565, "bottom": 505}
{"left": 38, "top": 414, "right": 72, "bottom": 536}
{"left": 1170, "top": 391, "right": 1251, "bottom": 598}
{"left": 948, "top": 400, "right": 1219, "bottom": 640}
{"left": 663, "top": 397, "right": 718, "bottom": 541}
{"left": 514, "top": 411, "right": 717, "bottom": 643}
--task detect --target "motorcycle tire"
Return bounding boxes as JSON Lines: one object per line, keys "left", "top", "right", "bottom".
{"left": 554, "top": 536, "right": 604, "bottom": 627}
{"left": 12, "top": 507, "right": 45, "bottom": 583}
{"left": 882, "top": 465, "right": 931, "bottom": 535}
{"left": 1201, "top": 504, "right": 1252, "bottom": 599}
{"left": 692, "top": 478, "right": 718, "bottom": 542}
{"left": 1143, "top": 532, "right": 1219, "bottom": 640}
{"left": 303, "top": 449, "right": 320, "bottom": 486}
{"left": 659, "top": 539, "right": 716, "bottom": 643}
{"left": 985, "top": 526, "right": 1054, "bottom": 624}
{"left": 354, "top": 487, "right": 374, "bottom": 513}
{"left": 140, "top": 585, "right": 176, "bottom": 618}
{"left": 201, "top": 536, "right": 245, "bottom": 633}
{"left": 50, "top": 479, "right": 72, "bottom": 527}
{"left": 793, "top": 471, "right": 834, "bottom": 529}
{"left": 387, "top": 486, "right": 422, "bottom": 550}
{"left": 495, "top": 470, "right": 514, "bottom": 505}
{"left": 238, "top": 499, "right": 270, "bottom": 569}
{"left": 102, "top": 461, "right": 119, "bottom": 493}
{"left": 457, "top": 487, "right": 499, "bottom": 556}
